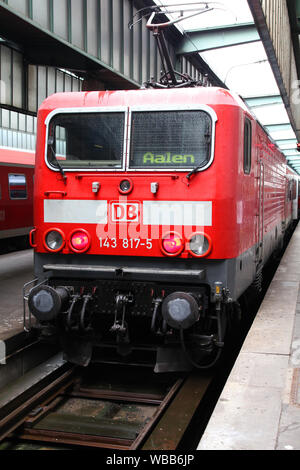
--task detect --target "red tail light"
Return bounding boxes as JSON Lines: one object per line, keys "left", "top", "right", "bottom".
{"left": 161, "top": 232, "right": 184, "bottom": 256}
{"left": 69, "top": 229, "right": 90, "bottom": 252}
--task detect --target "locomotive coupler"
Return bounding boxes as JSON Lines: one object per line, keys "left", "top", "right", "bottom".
{"left": 151, "top": 297, "right": 167, "bottom": 336}
{"left": 79, "top": 294, "right": 93, "bottom": 333}
{"left": 213, "top": 299, "right": 225, "bottom": 349}
{"left": 66, "top": 294, "right": 81, "bottom": 331}
{"left": 212, "top": 282, "right": 232, "bottom": 304}
{"left": 110, "top": 293, "right": 133, "bottom": 353}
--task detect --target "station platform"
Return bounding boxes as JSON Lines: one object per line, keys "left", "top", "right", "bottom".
{"left": 198, "top": 224, "right": 300, "bottom": 450}
{"left": 0, "top": 249, "right": 33, "bottom": 341}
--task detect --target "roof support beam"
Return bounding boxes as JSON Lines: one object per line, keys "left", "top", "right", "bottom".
{"left": 283, "top": 149, "right": 300, "bottom": 156}
{"left": 265, "top": 124, "right": 293, "bottom": 132}
{"left": 276, "top": 139, "right": 297, "bottom": 145}
{"left": 176, "top": 22, "right": 259, "bottom": 55}
{"left": 245, "top": 95, "right": 282, "bottom": 107}
{"left": 248, "top": 0, "right": 300, "bottom": 141}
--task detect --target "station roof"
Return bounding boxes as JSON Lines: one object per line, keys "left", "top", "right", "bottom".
{"left": 153, "top": 0, "right": 299, "bottom": 174}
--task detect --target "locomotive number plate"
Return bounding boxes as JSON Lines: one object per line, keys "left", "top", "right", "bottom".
{"left": 99, "top": 237, "right": 152, "bottom": 249}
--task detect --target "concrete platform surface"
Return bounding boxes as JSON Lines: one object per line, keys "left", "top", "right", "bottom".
{"left": 198, "top": 225, "right": 300, "bottom": 450}
{"left": 0, "top": 249, "right": 34, "bottom": 340}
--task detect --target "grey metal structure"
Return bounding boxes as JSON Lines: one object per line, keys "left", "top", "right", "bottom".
{"left": 176, "top": 22, "right": 260, "bottom": 55}
{"left": 248, "top": 0, "right": 300, "bottom": 142}
{"left": 0, "top": 0, "right": 223, "bottom": 151}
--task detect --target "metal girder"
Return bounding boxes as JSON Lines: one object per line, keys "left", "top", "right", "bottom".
{"left": 287, "top": 0, "right": 300, "bottom": 80}
{"left": 176, "top": 22, "right": 259, "bottom": 55}
{"left": 0, "top": 2, "right": 138, "bottom": 90}
{"left": 283, "top": 149, "right": 300, "bottom": 156}
{"left": 278, "top": 145, "right": 298, "bottom": 151}
{"left": 276, "top": 139, "right": 298, "bottom": 145}
{"left": 265, "top": 124, "right": 293, "bottom": 132}
{"left": 248, "top": 0, "right": 299, "bottom": 141}
{"left": 245, "top": 95, "right": 282, "bottom": 107}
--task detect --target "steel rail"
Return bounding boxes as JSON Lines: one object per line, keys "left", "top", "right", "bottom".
{"left": 0, "top": 362, "right": 76, "bottom": 442}
{"left": 15, "top": 377, "right": 184, "bottom": 450}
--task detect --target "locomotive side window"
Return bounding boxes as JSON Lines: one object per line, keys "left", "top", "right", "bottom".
{"left": 8, "top": 174, "right": 27, "bottom": 199}
{"left": 47, "top": 112, "right": 125, "bottom": 169}
{"left": 244, "top": 118, "right": 252, "bottom": 174}
{"left": 129, "top": 110, "right": 212, "bottom": 169}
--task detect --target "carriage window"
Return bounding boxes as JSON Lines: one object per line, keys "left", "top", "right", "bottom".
{"left": 47, "top": 112, "right": 125, "bottom": 169}
{"left": 244, "top": 119, "right": 252, "bottom": 174}
{"left": 129, "top": 110, "right": 212, "bottom": 169}
{"left": 8, "top": 174, "right": 27, "bottom": 199}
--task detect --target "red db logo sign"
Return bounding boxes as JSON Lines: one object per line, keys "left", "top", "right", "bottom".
{"left": 111, "top": 202, "right": 139, "bottom": 222}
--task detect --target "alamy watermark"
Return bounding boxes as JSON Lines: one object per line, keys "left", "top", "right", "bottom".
{"left": 95, "top": 196, "right": 209, "bottom": 241}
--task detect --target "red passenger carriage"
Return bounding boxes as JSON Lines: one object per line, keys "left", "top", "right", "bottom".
{"left": 0, "top": 148, "right": 34, "bottom": 249}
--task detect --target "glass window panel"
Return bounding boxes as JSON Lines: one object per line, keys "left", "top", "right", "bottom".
{"left": 47, "top": 112, "right": 125, "bottom": 169}
{"left": 9, "top": 174, "right": 27, "bottom": 199}
{"left": 19, "top": 113, "right": 26, "bottom": 132}
{"left": 12, "top": 50, "right": 23, "bottom": 108}
{"left": 10, "top": 111, "right": 18, "bottom": 129}
{"left": 1, "top": 108, "right": 10, "bottom": 128}
{"left": 0, "top": 46, "right": 12, "bottom": 106}
{"left": 129, "top": 110, "right": 212, "bottom": 169}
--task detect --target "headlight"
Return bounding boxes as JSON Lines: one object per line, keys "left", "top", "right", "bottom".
{"left": 119, "top": 179, "right": 133, "bottom": 194}
{"left": 188, "top": 233, "right": 211, "bottom": 257}
{"left": 161, "top": 232, "right": 184, "bottom": 256}
{"left": 44, "top": 229, "right": 65, "bottom": 252}
{"left": 69, "top": 229, "right": 90, "bottom": 252}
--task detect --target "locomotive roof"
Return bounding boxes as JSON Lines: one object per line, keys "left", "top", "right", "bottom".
{"left": 0, "top": 147, "right": 35, "bottom": 166}
{"left": 40, "top": 87, "right": 252, "bottom": 115}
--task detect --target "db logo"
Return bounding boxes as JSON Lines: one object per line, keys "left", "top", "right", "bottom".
{"left": 111, "top": 202, "right": 140, "bottom": 222}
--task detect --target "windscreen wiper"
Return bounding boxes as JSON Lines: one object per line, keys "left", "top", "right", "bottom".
{"left": 186, "top": 126, "right": 212, "bottom": 181}
{"left": 186, "top": 164, "right": 203, "bottom": 181}
{"left": 48, "top": 137, "right": 67, "bottom": 184}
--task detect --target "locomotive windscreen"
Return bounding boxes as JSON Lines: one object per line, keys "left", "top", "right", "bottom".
{"left": 47, "top": 112, "right": 125, "bottom": 169}
{"left": 129, "top": 110, "right": 212, "bottom": 169}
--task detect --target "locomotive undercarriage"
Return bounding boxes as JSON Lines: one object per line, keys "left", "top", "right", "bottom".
{"left": 27, "top": 275, "right": 238, "bottom": 372}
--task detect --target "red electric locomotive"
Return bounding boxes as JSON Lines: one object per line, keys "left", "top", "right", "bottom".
{"left": 0, "top": 147, "right": 35, "bottom": 250}
{"left": 26, "top": 86, "right": 297, "bottom": 371}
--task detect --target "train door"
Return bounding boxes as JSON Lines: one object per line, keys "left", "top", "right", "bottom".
{"left": 256, "top": 155, "right": 265, "bottom": 266}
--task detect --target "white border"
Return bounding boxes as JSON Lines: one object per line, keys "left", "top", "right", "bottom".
{"left": 8, "top": 173, "right": 28, "bottom": 200}
{"left": 127, "top": 104, "right": 217, "bottom": 172}
{"left": 44, "top": 104, "right": 217, "bottom": 174}
{"left": 44, "top": 106, "right": 128, "bottom": 173}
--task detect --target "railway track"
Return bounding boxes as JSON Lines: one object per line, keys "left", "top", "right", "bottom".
{"left": 0, "top": 352, "right": 212, "bottom": 450}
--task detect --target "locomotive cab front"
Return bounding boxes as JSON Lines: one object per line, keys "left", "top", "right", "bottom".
{"left": 27, "top": 87, "right": 255, "bottom": 371}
